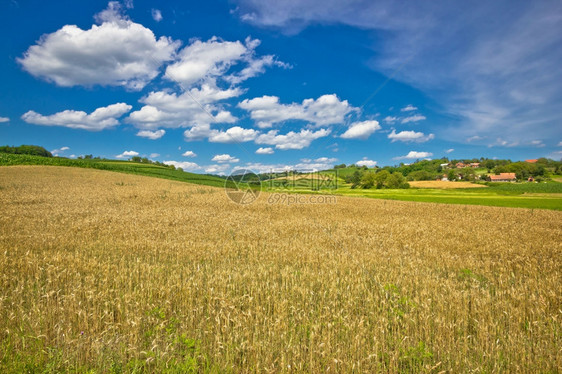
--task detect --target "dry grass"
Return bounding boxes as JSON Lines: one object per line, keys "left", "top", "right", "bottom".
{"left": 0, "top": 166, "right": 560, "bottom": 373}
{"left": 409, "top": 180, "right": 487, "bottom": 189}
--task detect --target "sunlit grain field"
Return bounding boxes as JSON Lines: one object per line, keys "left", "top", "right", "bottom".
{"left": 1, "top": 166, "right": 561, "bottom": 373}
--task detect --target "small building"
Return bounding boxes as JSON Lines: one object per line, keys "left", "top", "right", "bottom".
{"left": 469, "top": 162, "right": 480, "bottom": 168}
{"left": 525, "top": 159, "right": 538, "bottom": 163}
{"left": 440, "top": 163, "right": 450, "bottom": 169}
{"left": 441, "top": 174, "right": 448, "bottom": 181}
{"left": 488, "top": 173, "right": 517, "bottom": 182}
{"left": 456, "top": 162, "right": 466, "bottom": 168}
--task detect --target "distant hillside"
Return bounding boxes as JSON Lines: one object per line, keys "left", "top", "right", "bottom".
{"left": 0, "top": 153, "right": 234, "bottom": 189}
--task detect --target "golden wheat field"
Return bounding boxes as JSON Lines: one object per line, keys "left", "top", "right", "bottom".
{"left": 0, "top": 166, "right": 561, "bottom": 373}
{"left": 407, "top": 181, "right": 487, "bottom": 189}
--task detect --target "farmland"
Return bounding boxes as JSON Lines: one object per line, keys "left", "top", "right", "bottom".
{"left": 1, "top": 166, "right": 561, "bottom": 372}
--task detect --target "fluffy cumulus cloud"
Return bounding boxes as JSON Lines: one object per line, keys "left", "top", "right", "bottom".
{"left": 387, "top": 129, "right": 434, "bottom": 143}
{"left": 182, "top": 150, "right": 197, "bottom": 157}
{"left": 340, "top": 120, "right": 380, "bottom": 139}
{"left": 18, "top": 2, "right": 179, "bottom": 90}
{"left": 394, "top": 151, "right": 433, "bottom": 160}
{"left": 163, "top": 160, "right": 201, "bottom": 170}
{"left": 0, "top": 117, "right": 9, "bottom": 123}
{"left": 204, "top": 164, "right": 231, "bottom": 174}
{"left": 212, "top": 154, "right": 240, "bottom": 163}
{"left": 356, "top": 158, "right": 377, "bottom": 168}
{"left": 238, "top": 94, "right": 355, "bottom": 128}
{"left": 136, "top": 129, "right": 165, "bottom": 139}
{"left": 208, "top": 126, "right": 259, "bottom": 143}
{"left": 116, "top": 150, "right": 139, "bottom": 159}
{"left": 51, "top": 146, "right": 70, "bottom": 156}
{"left": 255, "top": 128, "right": 331, "bottom": 150}
{"left": 127, "top": 85, "right": 240, "bottom": 130}
{"left": 255, "top": 147, "right": 274, "bottom": 154}
{"left": 21, "top": 103, "right": 131, "bottom": 131}
{"left": 165, "top": 36, "right": 285, "bottom": 87}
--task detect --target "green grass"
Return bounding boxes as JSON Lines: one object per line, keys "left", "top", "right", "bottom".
{"left": 0, "top": 153, "right": 234, "bottom": 189}
{"left": 484, "top": 181, "right": 562, "bottom": 193}
{"left": 267, "top": 184, "right": 562, "bottom": 210}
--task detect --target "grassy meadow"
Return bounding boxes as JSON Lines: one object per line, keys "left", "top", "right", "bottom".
{"left": 1, "top": 166, "right": 561, "bottom": 372}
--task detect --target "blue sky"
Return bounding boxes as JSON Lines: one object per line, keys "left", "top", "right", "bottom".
{"left": 1, "top": 0, "right": 561, "bottom": 174}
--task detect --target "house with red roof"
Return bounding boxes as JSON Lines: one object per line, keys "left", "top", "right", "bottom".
{"left": 488, "top": 173, "right": 517, "bottom": 182}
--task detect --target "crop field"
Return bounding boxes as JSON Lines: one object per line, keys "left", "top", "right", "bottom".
{"left": 407, "top": 181, "right": 487, "bottom": 189}
{"left": 1, "top": 166, "right": 561, "bottom": 372}
{"left": 330, "top": 185, "right": 562, "bottom": 211}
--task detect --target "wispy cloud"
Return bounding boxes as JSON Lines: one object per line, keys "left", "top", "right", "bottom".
{"left": 235, "top": 0, "right": 562, "bottom": 143}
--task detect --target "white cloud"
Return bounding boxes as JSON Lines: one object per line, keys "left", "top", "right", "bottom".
{"left": 293, "top": 157, "right": 339, "bottom": 171}
{"left": 116, "top": 150, "right": 139, "bottom": 159}
{"left": 204, "top": 164, "right": 231, "bottom": 174}
{"left": 21, "top": 103, "right": 131, "bottom": 131}
{"left": 0, "top": 117, "right": 9, "bottom": 123}
{"left": 208, "top": 126, "right": 259, "bottom": 143}
{"left": 356, "top": 158, "right": 377, "bottom": 168}
{"left": 163, "top": 160, "right": 201, "bottom": 170}
{"left": 445, "top": 148, "right": 454, "bottom": 153}
{"left": 387, "top": 129, "right": 434, "bottom": 143}
{"left": 340, "top": 120, "right": 380, "bottom": 139}
{"left": 394, "top": 151, "right": 433, "bottom": 160}
{"left": 235, "top": 1, "right": 562, "bottom": 143}
{"left": 151, "top": 9, "right": 163, "bottom": 22}
{"left": 51, "top": 146, "right": 70, "bottom": 156}
{"left": 164, "top": 36, "right": 283, "bottom": 88}
{"left": 149, "top": 153, "right": 160, "bottom": 158}
{"left": 467, "top": 135, "right": 484, "bottom": 142}
{"left": 401, "top": 114, "right": 426, "bottom": 124}
{"left": 182, "top": 150, "right": 197, "bottom": 157}
{"left": 165, "top": 37, "right": 246, "bottom": 86}
{"left": 255, "top": 128, "right": 331, "bottom": 150}
{"left": 488, "top": 137, "right": 519, "bottom": 148}
{"left": 401, "top": 105, "right": 417, "bottom": 112}
{"left": 557, "top": 141, "right": 562, "bottom": 147}
{"left": 238, "top": 94, "right": 355, "bottom": 128}
{"left": 136, "top": 129, "right": 165, "bottom": 139}
{"left": 19, "top": 3, "right": 179, "bottom": 90}
{"left": 255, "top": 147, "right": 274, "bottom": 154}
{"left": 227, "top": 54, "right": 290, "bottom": 85}
{"left": 211, "top": 154, "right": 240, "bottom": 163}
{"left": 530, "top": 140, "right": 545, "bottom": 148}
{"left": 383, "top": 116, "right": 397, "bottom": 124}
{"left": 127, "top": 85, "right": 240, "bottom": 129}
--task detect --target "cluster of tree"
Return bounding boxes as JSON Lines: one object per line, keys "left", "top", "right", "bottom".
{"left": 129, "top": 155, "right": 180, "bottom": 170}
{"left": 0, "top": 145, "right": 52, "bottom": 157}
{"left": 345, "top": 169, "right": 409, "bottom": 189}
{"left": 492, "top": 160, "right": 549, "bottom": 180}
